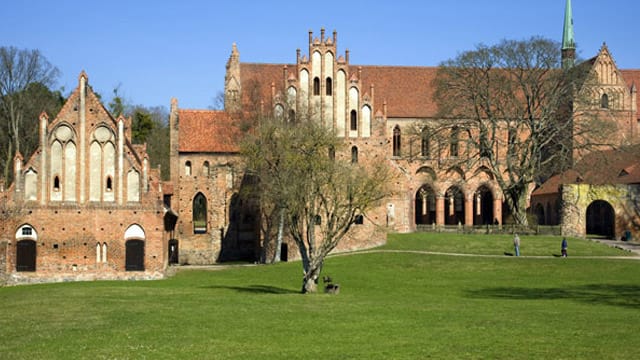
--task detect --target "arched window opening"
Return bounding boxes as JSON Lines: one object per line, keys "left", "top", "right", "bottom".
{"left": 421, "top": 128, "right": 430, "bottom": 157}
{"left": 326, "top": 77, "right": 332, "bottom": 96}
{"left": 203, "top": 161, "right": 210, "bottom": 177}
{"left": 53, "top": 175, "right": 60, "bottom": 191}
{"left": 601, "top": 93, "right": 609, "bottom": 109}
{"left": 106, "top": 176, "right": 113, "bottom": 192}
{"left": 185, "top": 161, "right": 192, "bottom": 176}
{"left": 350, "top": 110, "right": 357, "bottom": 131}
{"left": 193, "top": 193, "right": 208, "bottom": 234}
{"left": 450, "top": 126, "right": 459, "bottom": 157}
{"left": 393, "top": 126, "right": 401, "bottom": 157}
{"left": 351, "top": 146, "right": 358, "bottom": 164}
{"left": 314, "top": 215, "right": 322, "bottom": 225}
{"left": 288, "top": 109, "right": 296, "bottom": 123}
{"left": 96, "top": 243, "right": 101, "bottom": 263}
{"left": 313, "top": 77, "right": 320, "bottom": 96}
{"left": 355, "top": 215, "right": 364, "bottom": 225}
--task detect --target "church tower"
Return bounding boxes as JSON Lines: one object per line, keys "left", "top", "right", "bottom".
{"left": 561, "top": 0, "right": 576, "bottom": 69}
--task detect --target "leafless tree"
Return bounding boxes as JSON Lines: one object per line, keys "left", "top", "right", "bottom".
{"left": 431, "top": 37, "right": 613, "bottom": 225}
{"left": 0, "top": 47, "right": 60, "bottom": 183}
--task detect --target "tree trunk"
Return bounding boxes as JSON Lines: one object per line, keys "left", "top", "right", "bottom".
{"left": 301, "top": 260, "right": 322, "bottom": 293}
{"left": 272, "top": 208, "right": 284, "bottom": 263}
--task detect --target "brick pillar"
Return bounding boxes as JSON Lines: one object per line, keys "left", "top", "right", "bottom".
{"left": 464, "top": 194, "right": 474, "bottom": 226}
{"left": 493, "top": 198, "right": 503, "bottom": 225}
{"left": 436, "top": 195, "right": 445, "bottom": 226}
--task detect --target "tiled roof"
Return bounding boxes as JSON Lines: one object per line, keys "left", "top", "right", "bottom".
{"left": 178, "top": 110, "right": 241, "bottom": 153}
{"left": 241, "top": 63, "right": 640, "bottom": 121}
{"left": 534, "top": 146, "right": 640, "bottom": 195}
{"left": 356, "top": 65, "right": 439, "bottom": 118}
{"left": 240, "top": 63, "right": 440, "bottom": 118}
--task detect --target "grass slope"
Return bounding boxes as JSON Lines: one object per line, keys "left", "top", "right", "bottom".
{"left": 0, "top": 233, "right": 638, "bottom": 359}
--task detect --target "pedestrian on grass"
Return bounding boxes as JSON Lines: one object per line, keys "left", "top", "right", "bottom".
{"left": 561, "top": 237, "right": 568, "bottom": 257}
{"left": 513, "top": 233, "right": 520, "bottom": 257}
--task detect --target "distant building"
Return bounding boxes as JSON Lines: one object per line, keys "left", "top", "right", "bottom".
{"left": 0, "top": 73, "right": 174, "bottom": 284}
{"left": 2, "top": 1, "right": 640, "bottom": 284}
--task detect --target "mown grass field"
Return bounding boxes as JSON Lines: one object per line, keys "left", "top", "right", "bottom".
{"left": 0, "top": 233, "right": 638, "bottom": 359}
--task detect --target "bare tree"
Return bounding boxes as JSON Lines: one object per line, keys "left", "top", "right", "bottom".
{"left": 242, "top": 116, "right": 390, "bottom": 293}
{"left": 432, "top": 37, "right": 612, "bottom": 225}
{"left": 0, "top": 47, "right": 60, "bottom": 183}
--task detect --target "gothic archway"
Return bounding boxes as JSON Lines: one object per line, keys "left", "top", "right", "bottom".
{"left": 473, "top": 185, "right": 494, "bottom": 225}
{"left": 445, "top": 186, "right": 465, "bottom": 225}
{"left": 586, "top": 200, "right": 615, "bottom": 238}
{"left": 415, "top": 185, "right": 436, "bottom": 225}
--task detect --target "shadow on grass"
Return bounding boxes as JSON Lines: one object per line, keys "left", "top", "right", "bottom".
{"left": 466, "top": 284, "right": 640, "bottom": 309}
{"left": 202, "top": 284, "right": 299, "bottom": 294}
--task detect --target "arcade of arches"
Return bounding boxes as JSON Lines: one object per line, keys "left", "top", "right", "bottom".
{"left": 415, "top": 184, "right": 502, "bottom": 226}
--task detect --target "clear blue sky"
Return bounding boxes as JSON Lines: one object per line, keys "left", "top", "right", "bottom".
{"left": 3, "top": 0, "right": 639, "bottom": 110}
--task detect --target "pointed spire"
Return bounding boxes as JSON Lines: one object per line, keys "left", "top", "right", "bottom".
{"left": 561, "top": 0, "right": 576, "bottom": 69}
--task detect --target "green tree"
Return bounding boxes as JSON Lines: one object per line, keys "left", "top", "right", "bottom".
{"left": 0, "top": 46, "right": 61, "bottom": 183}
{"left": 242, "top": 116, "right": 390, "bottom": 293}
{"left": 432, "top": 37, "right": 611, "bottom": 226}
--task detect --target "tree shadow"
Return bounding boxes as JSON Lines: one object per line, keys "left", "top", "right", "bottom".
{"left": 202, "top": 284, "right": 299, "bottom": 295}
{"left": 466, "top": 284, "right": 640, "bottom": 309}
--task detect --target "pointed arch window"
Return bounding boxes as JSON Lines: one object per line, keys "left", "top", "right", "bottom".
{"left": 421, "top": 127, "right": 430, "bottom": 157}
{"left": 325, "top": 77, "right": 332, "bottom": 96}
{"left": 288, "top": 109, "right": 296, "bottom": 123}
{"left": 601, "top": 93, "right": 609, "bottom": 109}
{"left": 203, "top": 161, "right": 210, "bottom": 177}
{"left": 185, "top": 161, "right": 192, "bottom": 176}
{"left": 350, "top": 110, "right": 358, "bottom": 131}
{"left": 193, "top": 192, "right": 207, "bottom": 234}
{"left": 313, "top": 77, "right": 320, "bottom": 96}
{"left": 53, "top": 175, "right": 60, "bottom": 191}
{"left": 393, "top": 126, "right": 401, "bottom": 157}
{"left": 106, "top": 176, "right": 113, "bottom": 192}
{"left": 450, "top": 126, "right": 459, "bottom": 157}
{"left": 351, "top": 146, "right": 359, "bottom": 164}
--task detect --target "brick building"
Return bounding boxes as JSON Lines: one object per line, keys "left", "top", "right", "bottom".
{"left": 3, "top": 1, "right": 640, "bottom": 282}
{"left": 0, "top": 72, "right": 174, "bottom": 284}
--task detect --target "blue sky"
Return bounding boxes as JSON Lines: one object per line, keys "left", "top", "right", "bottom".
{"left": 3, "top": 0, "right": 639, "bottom": 110}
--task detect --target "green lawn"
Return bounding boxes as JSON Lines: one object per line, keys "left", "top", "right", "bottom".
{"left": 0, "top": 233, "right": 638, "bottom": 359}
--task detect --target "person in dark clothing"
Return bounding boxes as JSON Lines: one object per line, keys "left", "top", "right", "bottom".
{"left": 561, "top": 237, "right": 568, "bottom": 257}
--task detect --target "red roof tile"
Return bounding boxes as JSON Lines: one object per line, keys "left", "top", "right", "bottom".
{"left": 240, "top": 63, "right": 440, "bottom": 118}
{"left": 178, "top": 110, "right": 241, "bottom": 153}
{"left": 534, "top": 146, "right": 640, "bottom": 195}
